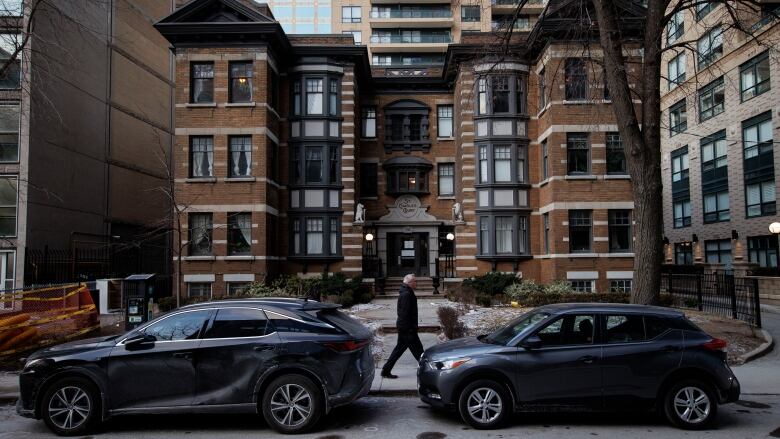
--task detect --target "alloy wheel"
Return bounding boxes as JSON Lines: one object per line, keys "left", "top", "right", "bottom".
{"left": 673, "top": 386, "right": 711, "bottom": 424}
{"left": 47, "top": 386, "right": 91, "bottom": 431}
{"left": 466, "top": 387, "right": 503, "bottom": 424}
{"left": 269, "top": 383, "right": 312, "bottom": 428}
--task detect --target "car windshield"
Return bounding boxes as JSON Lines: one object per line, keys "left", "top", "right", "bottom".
{"left": 481, "top": 311, "right": 550, "bottom": 345}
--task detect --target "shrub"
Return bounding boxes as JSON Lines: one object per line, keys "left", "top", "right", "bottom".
{"left": 437, "top": 306, "right": 466, "bottom": 340}
{"left": 447, "top": 284, "right": 477, "bottom": 305}
{"left": 505, "top": 280, "right": 545, "bottom": 301}
{"left": 157, "top": 296, "right": 177, "bottom": 312}
{"left": 475, "top": 294, "right": 493, "bottom": 308}
{"left": 182, "top": 295, "right": 209, "bottom": 306}
{"left": 521, "top": 292, "right": 630, "bottom": 307}
{"left": 336, "top": 289, "right": 355, "bottom": 308}
{"left": 463, "top": 272, "right": 519, "bottom": 297}
{"left": 544, "top": 280, "right": 575, "bottom": 295}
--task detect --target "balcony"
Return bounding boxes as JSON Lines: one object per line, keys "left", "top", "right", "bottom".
{"left": 370, "top": 33, "right": 452, "bottom": 52}
{"left": 370, "top": 8, "right": 453, "bottom": 28}
{"left": 491, "top": 0, "right": 546, "bottom": 12}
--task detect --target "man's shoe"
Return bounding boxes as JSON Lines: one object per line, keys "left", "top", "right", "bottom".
{"left": 381, "top": 372, "right": 398, "bottom": 379}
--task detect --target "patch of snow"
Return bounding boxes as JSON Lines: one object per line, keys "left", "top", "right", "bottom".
{"left": 347, "top": 303, "right": 388, "bottom": 313}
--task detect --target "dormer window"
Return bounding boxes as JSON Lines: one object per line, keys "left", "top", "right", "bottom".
{"left": 383, "top": 100, "right": 431, "bottom": 152}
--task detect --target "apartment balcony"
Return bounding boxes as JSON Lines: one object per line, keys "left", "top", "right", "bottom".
{"left": 370, "top": 9, "right": 454, "bottom": 28}
{"left": 371, "top": 0, "right": 450, "bottom": 4}
{"left": 369, "top": 34, "right": 452, "bottom": 52}
{"left": 491, "top": 0, "right": 546, "bottom": 13}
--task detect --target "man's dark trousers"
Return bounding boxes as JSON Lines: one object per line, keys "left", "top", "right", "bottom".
{"left": 382, "top": 282, "right": 422, "bottom": 375}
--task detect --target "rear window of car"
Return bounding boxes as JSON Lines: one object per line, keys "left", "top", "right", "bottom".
{"left": 266, "top": 310, "right": 342, "bottom": 335}
{"left": 317, "top": 309, "right": 370, "bottom": 338}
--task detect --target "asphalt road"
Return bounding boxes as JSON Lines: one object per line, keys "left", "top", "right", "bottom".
{"left": 2, "top": 394, "right": 779, "bottom": 439}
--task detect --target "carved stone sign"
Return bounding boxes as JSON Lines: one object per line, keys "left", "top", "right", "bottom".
{"left": 397, "top": 195, "right": 421, "bottom": 218}
{"left": 378, "top": 194, "right": 439, "bottom": 223}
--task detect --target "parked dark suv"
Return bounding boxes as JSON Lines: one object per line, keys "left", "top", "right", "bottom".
{"left": 418, "top": 304, "right": 740, "bottom": 430}
{"left": 17, "top": 298, "right": 374, "bottom": 436}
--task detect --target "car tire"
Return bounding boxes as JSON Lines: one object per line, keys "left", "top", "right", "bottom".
{"left": 458, "top": 379, "right": 510, "bottom": 429}
{"left": 663, "top": 379, "right": 718, "bottom": 430}
{"left": 261, "top": 374, "right": 324, "bottom": 434}
{"left": 40, "top": 377, "right": 101, "bottom": 437}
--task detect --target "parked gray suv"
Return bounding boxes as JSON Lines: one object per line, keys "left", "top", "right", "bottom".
{"left": 418, "top": 303, "right": 740, "bottom": 430}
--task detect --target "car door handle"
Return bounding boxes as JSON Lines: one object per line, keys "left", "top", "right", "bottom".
{"left": 578, "top": 355, "right": 597, "bottom": 364}
{"left": 254, "top": 344, "right": 275, "bottom": 352}
{"left": 172, "top": 352, "right": 193, "bottom": 360}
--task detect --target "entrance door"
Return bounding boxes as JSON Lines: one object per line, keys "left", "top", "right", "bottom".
{"left": 387, "top": 233, "right": 429, "bottom": 277}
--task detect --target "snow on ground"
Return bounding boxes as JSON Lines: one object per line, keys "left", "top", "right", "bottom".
{"left": 346, "top": 303, "right": 388, "bottom": 313}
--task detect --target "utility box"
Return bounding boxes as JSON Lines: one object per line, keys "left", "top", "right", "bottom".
{"left": 123, "top": 274, "right": 156, "bottom": 331}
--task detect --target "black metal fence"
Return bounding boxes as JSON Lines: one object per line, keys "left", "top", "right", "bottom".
{"left": 436, "top": 254, "right": 456, "bottom": 279}
{"left": 661, "top": 271, "right": 762, "bottom": 327}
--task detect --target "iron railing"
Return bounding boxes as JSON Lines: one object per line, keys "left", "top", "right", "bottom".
{"left": 370, "top": 9, "right": 452, "bottom": 19}
{"left": 370, "top": 34, "right": 453, "bottom": 44}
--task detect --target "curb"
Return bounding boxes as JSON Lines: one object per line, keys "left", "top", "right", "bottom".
{"left": 739, "top": 328, "right": 774, "bottom": 364}
{"left": 381, "top": 325, "right": 440, "bottom": 334}
{"left": 0, "top": 393, "right": 18, "bottom": 404}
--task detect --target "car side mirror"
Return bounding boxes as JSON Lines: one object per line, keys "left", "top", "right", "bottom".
{"left": 124, "top": 333, "right": 156, "bottom": 350}
{"left": 521, "top": 335, "right": 542, "bottom": 350}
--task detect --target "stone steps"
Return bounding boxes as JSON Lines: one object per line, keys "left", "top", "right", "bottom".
{"left": 380, "top": 277, "right": 439, "bottom": 297}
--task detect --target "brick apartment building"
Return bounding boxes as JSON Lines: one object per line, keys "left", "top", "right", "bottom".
{"left": 156, "top": 0, "right": 642, "bottom": 298}
{"left": 660, "top": 3, "right": 780, "bottom": 273}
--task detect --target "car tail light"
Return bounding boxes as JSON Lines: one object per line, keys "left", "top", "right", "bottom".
{"left": 322, "top": 339, "right": 370, "bottom": 352}
{"left": 702, "top": 338, "right": 728, "bottom": 352}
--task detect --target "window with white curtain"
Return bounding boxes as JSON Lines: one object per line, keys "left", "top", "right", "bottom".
{"left": 229, "top": 136, "right": 252, "bottom": 177}
{"left": 479, "top": 146, "right": 488, "bottom": 183}
{"left": 190, "top": 136, "right": 213, "bottom": 178}
{"left": 330, "top": 218, "right": 339, "bottom": 254}
{"left": 493, "top": 145, "right": 511, "bottom": 182}
{"left": 228, "top": 213, "right": 251, "bottom": 255}
{"left": 305, "top": 147, "right": 324, "bottom": 183}
{"left": 306, "top": 218, "right": 324, "bottom": 254}
{"left": 189, "top": 213, "right": 213, "bottom": 256}
{"left": 190, "top": 62, "right": 214, "bottom": 103}
{"left": 496, "top": 217, "right": 513, "bottom": 253}
{"left": 306, "top": 79, "right": 323, "bottom": 114}
{"left": 479, "top": 217, "right": 489, "bottom": 254}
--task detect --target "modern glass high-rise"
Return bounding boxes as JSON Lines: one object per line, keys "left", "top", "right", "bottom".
{"left": 263, "top": 0, "right": 332, "bottom": 33}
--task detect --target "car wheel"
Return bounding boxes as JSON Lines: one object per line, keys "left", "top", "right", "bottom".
{"left": 664, "top": 379, "right": 718, "bottom": 430}
{"left": 41, "top": 377, "right": 101, "bottom": 437}
{"left": 261, "top": 374, "right": 323, "bottom": 434}
{"left": 458, "top": 379, "right": 510, "bottom": 429}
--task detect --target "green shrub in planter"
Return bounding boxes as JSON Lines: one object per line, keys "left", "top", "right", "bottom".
{"left": 463, "top": 272, "right": 519, "bottom": 297}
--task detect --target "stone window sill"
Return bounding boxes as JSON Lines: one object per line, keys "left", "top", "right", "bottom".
{"left": 564, "top": 175, "right": 597, "bottom": 180}
{"left": 225, "top": 255, "right": 254, "bottom": 261}
{"left": 186, "top": 177, "right": 217, "bottom": 183}
{"left": 563, "top": 100, "right": 590, "bottom": 105}
{"left": 438, "top": 196, "right": 456, "bottom": 200}
{"left": 226, "top": 102, "right": 256, "bottom": 108}
{"left": 604, "top": 174, "right": 630, "bottom": 180}
{"left": 183, "top": 256, "right": 216, "bottom": 261}
{"left": 223, "top": 177, "right": 257, "bottom": 183}
{"left": 186, "top": 103, "right": 217, "bottom": 108}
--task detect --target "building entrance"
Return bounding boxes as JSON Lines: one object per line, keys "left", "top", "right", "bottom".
{"left": 387, "top": 232, "right": 429, "bottom": 277}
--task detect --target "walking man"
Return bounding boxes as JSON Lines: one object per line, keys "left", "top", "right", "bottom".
{"left": 381, "top": 274, "right": 423, "bottom": 379}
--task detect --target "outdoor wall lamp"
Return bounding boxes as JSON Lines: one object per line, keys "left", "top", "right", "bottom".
{"left": 769, "top": 222, "right": 780, "bottom": 235}
{"left": 365, "top": 233, "right": 374, "bottom": 241}
{"left": 446, "top": 233, "right": 455, "bottom": 241}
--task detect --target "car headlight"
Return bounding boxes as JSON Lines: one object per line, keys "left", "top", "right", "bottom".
{"left": 428, "top": 357, "right": 471, "bottom": 370}
{"left": 23, "top": 358, "right": 50, "bottom": 370}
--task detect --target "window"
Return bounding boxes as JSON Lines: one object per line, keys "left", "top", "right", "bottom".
{"left": 143, "top": 310, "right": 210, "bottom": 341}
{"left": 190, "top": 136, "right": 213, "bottom": 178}
{"left": 0, "top": 2, "right": 22, "bottom": 17}
{"left": 569, "top": 210, "right": 592, "bottom": 253}
{"left": 305, "top": 146, "right": 324, "bottom": 183}
{"left": 746, "top": 180, "right": 776, "bottom": 217}
{"left": 517, "top": 146, "right": 526, "bottom": 182}
{"left": 0, "top": 177, "right": 16, "bottom": 236}
{"left": 227, "top": 213, "right": 251, "bottom": 255}
{"left": 543, "top": 213, "right": 550, "bottom": 254}
{"left": 187, "top": 283, "right": 211, "bottom": 298}
{"left": 748, "top": 235, "right": 779, "bottom": 268}
{"left": 609, "top": 280, "right": 632, "bottom": 294}
{"left": 567, "top": 133, "right": 589, "bottom": 175}
{"left": 362, "top": 107, "right": 376, "bottom": 138}
{"left": 538, "top": 68, "right": 547, "bottom": 109}
{"left": 342, "top": 30, "right": 362, "bottom": 44}
{"left": 292, "top": 219, "right": 301, "bottom": 254}
{"left": 667, "top": 10, "right": 684, "bottom": 44}
{"left": 306, "top": 78, "right": 323, "bottom": 115}
{"left": 461, "top": 5, "right": 480, "bottom": 22}
{"left": 496, "top": 217, "right": 513, "bottom": 254}
{"left": 227, "top": 283, "right": 251, "bottom": 296}
{"left": 0, "top": 103, "right": 19, "bottom": 162}
{"left": 0, "top": 34, "right": 19, "bottom": 90}
{"left": 342, "top": 6, "right": 361, "bottom": 22}
{"left": 603, "top": 67, "right": 611, "bottom": 101}
{"left": 189, "top": 213, "right": 213, "bottom": 256}
{"left": 306, "top": 218, "right": 324, "bottom": 254}
{"left": 697, "top": 26, "right": 723, "bottom": 69}
{"left": 330, "top": 218, "right": 339, "bottom": 254}
{"left": 229, "top": 61, "right": 252, "bottom": 103}
{"left": 703, "top": 191, "right": 729, "bottom": 223}
{"left": 516, "top": 75, "right": 527, "bottom": 114}
{"left": 740, "top": 51, "right": 770, "bottom": 101}
{"left": 190, "top": 62, "right": 214, "bottom": 103}
{"left": 479, "top": 217, "right": 490, "bottom": 254}
{"left": 606, "top": 132, "right": 626, "bottom": 174}
{"left": 698, "top": 77, "right": 724, "bottom": 122}
{"left": 705, "top": 239, "right": 732, "bottom": 265}
{"left": 564, "top": 58, "right": 587, "bottom": 100}
{"left": 669, "top": 99, "right": 687, "bottom": 136}
{"left": 329, "top": 147, "right": 339, "bottom": 184}
{"left": 604, "top": 314, "right": 665, "bottom": 344}
{"left": 293, "top": 81, "right": 301, "bottom": 115}
{"left": 329, "top": 79, "right": 339, "bottom": 116}
{"left": 437, "top": 105, "right": 453, "bottom": 138}
{"left": 701, "top": 132, "right": 726, "bottom": 172}
{"left": 608, "top": 210, "right": 632, "bottom": 252}
{"left": 269, "top": 141, "right": 278, "bottom": 182}
{"left": 360, "top": 163, "right": 377, "bottom": 198}
{"left": 743, "top": 112, "right": 772, "bottom": 159}
{"left": 695, "top": 2, "right": 716, "bottom": 20}
{"left": 493, "top": 145, "right": 511, "bottom": 182}
{"left": 671, "top": 148, "right": 689, "bottom": 182}
{"left": 541, "top": 140, "right": 548, "bottom": 179}
{"left": 667, "top": 52, "right": 686, "bottom": 90}
{"left": 228, "top": 136, "right": 252, "bottom": 177}
{"left": 673, "top": 199, "right": 691, "bottom": 228}
{"left": 536, "top": 314, "right": 596, "bottom": 345}
{"left": 438, "top": 163, "right": 454, "bottom": 196}
{"left": 491, "top": 76, "right": 510, "bottom": 113}
{"left": 204, "top": 308, "right": 268, "bottom": 339}
{"left": 675, "top": 242, "right": 693, "bottom": 265}
{"left": 479, "top": 145, "right": 488, "bottom": 183}
{"left": 478, "top": 78, "right": 487, "bottom": 114}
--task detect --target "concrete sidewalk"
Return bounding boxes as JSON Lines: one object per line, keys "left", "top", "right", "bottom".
{"left": 369, "top": 332, "right": 439, "bottom": 395}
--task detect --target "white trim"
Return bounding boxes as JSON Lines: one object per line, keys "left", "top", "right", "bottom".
{"left": 567, "top": 271, "right": 599, "bottom": 280}
{"left": 223, "top": 273, "right": 256, "bottom": 282}
{"left": 607, "top": 271, "right": 634, "bottom": 280}
{"left": 184, "top": 274, "right": 215, "bottom": 283}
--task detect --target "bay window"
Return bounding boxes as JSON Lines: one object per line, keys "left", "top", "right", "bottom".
{"left": 306, "top": 79, "right": 323, "bottom": 114}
